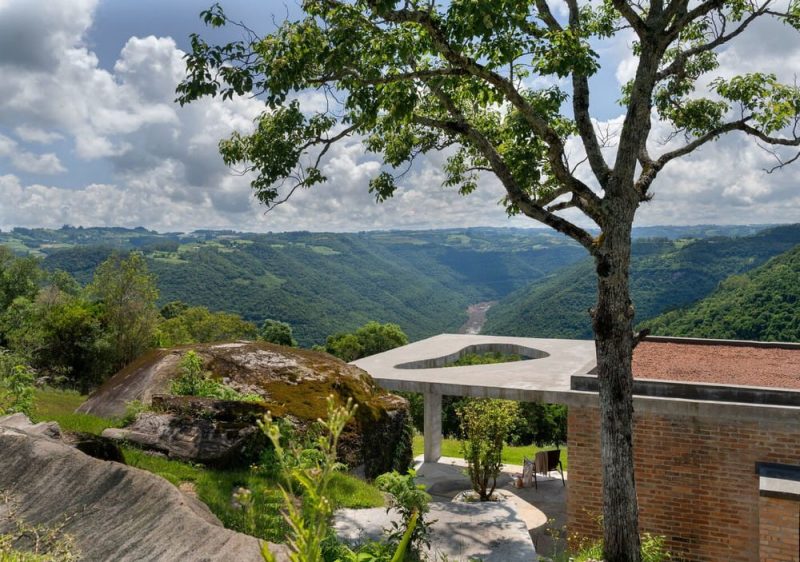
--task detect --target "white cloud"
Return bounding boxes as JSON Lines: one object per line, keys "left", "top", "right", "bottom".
{"left": 14, "top": 126, "right": 63, "bottom": 144}
{"left": 0, "top": 134, "right": 65, "bottom": 174}
{"left": 0, "top": 0, "right": 797, "bottom": 233}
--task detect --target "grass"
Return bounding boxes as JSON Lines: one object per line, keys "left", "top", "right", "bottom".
{"left": 412, "top": 434, "right": 569, "bottom": 470}
{"left": 30, "top": 388, "right": 385, "bottom": 543}
{"left": 30, "top": 389, "right": 120, "bottom": 435}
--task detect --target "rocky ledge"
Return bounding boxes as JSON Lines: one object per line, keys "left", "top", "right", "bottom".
{"left": 80, "top": 341, "right": 413, "bottom": 477}
{"left": 0, "top": 414, "right": 287, "bottom": 561}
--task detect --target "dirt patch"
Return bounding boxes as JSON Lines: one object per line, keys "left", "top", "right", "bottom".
{"left": 633, "top": 341, "right": 800, "bottom": 389}
{"left": 458, "top": 301, "right": 497, "bottom": 335}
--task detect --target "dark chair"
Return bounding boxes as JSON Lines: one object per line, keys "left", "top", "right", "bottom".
{"left": 533, "top": 449, "right": 565, "bottom": 488}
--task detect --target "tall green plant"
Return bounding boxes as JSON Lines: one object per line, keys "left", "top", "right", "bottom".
{"left": 259, "top": 396, "right": 358, "bottom": 562}
{"left": 0, "top": 352, "right": 35, "bottom": 417}
{"left": 374, "top": 470, "right": 432, "bottom": 559}
{"left": 458, "top": 399, "right": 519, "bottom": 501}
{"left": 259, "top": 396, "right": 417, "bottom": 562}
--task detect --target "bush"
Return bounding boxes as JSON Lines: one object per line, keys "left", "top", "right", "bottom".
{"left": 170, "top": 351, "right": 261, "bottom": 402}
{"left": 259, "top": 319, "right": 297, "bottom": 347}
{"left": 458, "top": 399, "right": 519, "bottom": 501}
{"left": 375, "top": 470, "right": 432, "bottom": 558}
{"left": 0, "top": 352, "right": 35, "bottom": 417}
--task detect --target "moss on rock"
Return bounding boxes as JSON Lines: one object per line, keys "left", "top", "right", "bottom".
{"left": 79, "top": 341, "right": 412, "bottom": 477}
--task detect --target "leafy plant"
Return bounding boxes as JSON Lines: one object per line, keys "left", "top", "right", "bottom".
{"left": 170, "top": 351, "right": 261, "bottom": 402}
{"left": 374, "top": 470, "right": 432, "bottom": 558}
{"left": 258, "top": 396, "right": 417, "bottom": 562}
{"left": 0, "top": 353, "right": 35, "bottom": 417}
{"left": 457, "top": 399, "right": 519, "bottom": 501}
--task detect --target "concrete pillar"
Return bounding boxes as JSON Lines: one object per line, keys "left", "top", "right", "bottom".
{"left": 423, "top": 390, "right": 442, "bottom": 463}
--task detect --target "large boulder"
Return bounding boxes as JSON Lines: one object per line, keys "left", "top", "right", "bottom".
{"left": 79, "top": 341, "right": 413, "bottom": 477}
{"left": 0, "top": 415, "right": 288, "bottom": 561}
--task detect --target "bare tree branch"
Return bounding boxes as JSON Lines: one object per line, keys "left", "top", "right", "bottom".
{"left": 411, "top": 112, "right": 598, "bottom": 252}
{"left": 611, "top": 0, "right": 649, "bottom": 37}
{"left": 656, "top": 3, "right": 771, "bottom": 81}
{"left": 567, "top": 0, "right": 612, "bottom": 188}
{"left": 636, "top": 117, "right": 800, "bottom": 192}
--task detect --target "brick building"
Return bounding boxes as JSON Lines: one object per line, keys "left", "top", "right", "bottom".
{"left": 569, "top": 337, "right": 800, "bottom": 562}
{"left": 355, "top": 334, "right": 800, "bottom": 561}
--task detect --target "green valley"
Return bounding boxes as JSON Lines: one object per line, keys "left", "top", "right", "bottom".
{"left": 643, "top": 245, "right": 800, "bottom": 341}
{"left": 482, "top": 224, "right": 800, "bottom": 339}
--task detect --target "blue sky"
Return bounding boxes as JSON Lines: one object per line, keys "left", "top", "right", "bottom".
{"left": 0, "top": 0, "right": 798, "bottom": 233}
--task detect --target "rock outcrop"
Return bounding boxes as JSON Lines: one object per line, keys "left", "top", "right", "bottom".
{"left": 79, "top": 341, "right": 413, "bottom": 477}
{"left": 0, "top": 415, "right": 287, "bottom": 561}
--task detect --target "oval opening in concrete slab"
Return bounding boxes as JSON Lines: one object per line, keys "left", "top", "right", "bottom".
{"left": 394, "top": 343, "right": 549, "bottom": 369}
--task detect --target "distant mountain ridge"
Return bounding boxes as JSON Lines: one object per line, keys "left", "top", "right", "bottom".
{"left": 0, "top": 223, "right": 789, "bottom": 346}
{"left": 482, "top": 224, "right": 800, "bottom": 340}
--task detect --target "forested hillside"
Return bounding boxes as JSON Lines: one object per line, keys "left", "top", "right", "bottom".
{"left": 642, "top": 245, "right": 800, "bottom": 342}
{"left": 0, "top": 224, "right": 786, "bottom": 345}
{"left": 2, "top": 227, "right": 588, "bottom": 345}
{"left": 482, "top": 224, "right": 800, "bottom": 339}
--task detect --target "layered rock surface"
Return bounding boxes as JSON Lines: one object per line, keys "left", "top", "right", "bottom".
{"left": 0, "top": 414, "right": 287, "bottom": 561}
{"left": 80, "top": 341, "right": 412, "bottom": 477}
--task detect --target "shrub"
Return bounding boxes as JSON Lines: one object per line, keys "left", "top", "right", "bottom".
{"left": 259, "top": 319, "right": 297, "bottom": 347}
{"left": 0, "top": 353, "right": 35, "bottom": 417}
{"left": 375, "top": 470, "right": 433, "bottom": 558}
{"left": 457, "top": 399, "right": 519, "bottom": 501}
{"left": 170, "top": 351, "right": 261, "bottom": 402}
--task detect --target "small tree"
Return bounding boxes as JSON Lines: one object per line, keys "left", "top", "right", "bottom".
{"left": 88, "top": 252, "right": 159, "bottom": 371}
{"left": 260, "top": 319, "right": 297, "bottom": 347}
{"left": 457, "top": 399, "right": 519, "bottom": 501}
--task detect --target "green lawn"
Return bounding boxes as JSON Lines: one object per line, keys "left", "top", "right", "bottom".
{"left": 30, "top": 389, "right": 384, "bottom": 543}
{"left": 412, "top": 434, "right": 568, "bottom": 470}
{"left": 31, "top": 389, "right": 121, "bottom": 435}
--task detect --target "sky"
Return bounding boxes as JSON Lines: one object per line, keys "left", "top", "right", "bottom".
{"left": 0, "top": 0, "right": 798, "bottom": 233}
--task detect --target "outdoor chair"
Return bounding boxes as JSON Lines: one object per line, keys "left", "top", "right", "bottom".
{"left": 533, "top": 449, "right": 565, "bottom": 488}
{"left": 514, "top": 457, "right": 535, "bottom": 488}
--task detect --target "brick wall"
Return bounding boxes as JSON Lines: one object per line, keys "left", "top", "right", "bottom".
{"left": 568, "top": 406, "right": 800, "bottom": 562}
{"left": 759, "top": 496, "right": 799, "bottom": 562}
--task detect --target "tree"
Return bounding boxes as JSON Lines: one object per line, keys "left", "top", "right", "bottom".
{"left": 157, "top": 305, "right": 258, "bottom": 347}
{"left": 0, "top": 247, "right": 41, "bottom": 313}
{"left": 457, "top": 399, "right": 519, "bottom": 501}
{"left": 178, "top": 2, "right": 800, "bottom": 559}
{"left": 88, "top": 252, "right": 159, "bottom": 371}
{"left": 324, "top": 321, "right": 408, "bottom": 361}
{"left": 259, "top": 319, "right": 297, "bottom": 347}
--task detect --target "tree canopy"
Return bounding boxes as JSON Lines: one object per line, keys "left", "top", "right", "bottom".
{"left": 179, "top": 0, "right": 799, "bottom": 255}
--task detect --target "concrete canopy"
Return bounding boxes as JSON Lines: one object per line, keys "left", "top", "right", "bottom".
{"left": 352, "top": 333, "right": 597, "bottom": 404}
{"left": 352, "top": 334, "right": 596, "bottom": 462}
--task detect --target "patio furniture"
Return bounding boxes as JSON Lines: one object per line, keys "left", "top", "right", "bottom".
{"left": 513, "top": 457, "right": 535, "bottom": 488}
{"left": 533, "top": 449, "right": 565, "bottom": 488}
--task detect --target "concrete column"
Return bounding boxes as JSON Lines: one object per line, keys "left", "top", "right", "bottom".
{"left": 423, "top": 390, "right": 442, "bottom": 463}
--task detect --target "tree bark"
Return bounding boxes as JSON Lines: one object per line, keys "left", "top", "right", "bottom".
{"left": 592, "top": 210, "right": 641, "bottom": 562}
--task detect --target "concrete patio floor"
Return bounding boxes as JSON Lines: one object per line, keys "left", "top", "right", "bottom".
{"left": 414, "top": 456, "right": 568, "bottom": 557}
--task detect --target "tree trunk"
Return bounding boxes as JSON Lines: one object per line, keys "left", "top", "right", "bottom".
{"left": 592, "top": 217, "right": 641, "bottom": 562}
